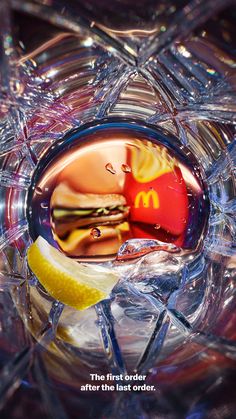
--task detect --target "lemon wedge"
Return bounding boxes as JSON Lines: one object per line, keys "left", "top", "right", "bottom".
{"left": 27, "top": 236, "right": 119, "bottom": 310}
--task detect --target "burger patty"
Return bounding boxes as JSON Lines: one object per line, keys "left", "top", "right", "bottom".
{"left": 52, "top": 205, "right": 128, "bottom": 220}
{"left": 51, "top": 205, "right": 130, "bottom": 237}
{"left": 50, "top": 186, "right": 127, "bottom": 210}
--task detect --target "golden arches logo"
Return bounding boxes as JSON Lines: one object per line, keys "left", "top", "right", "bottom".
{"left": 134, "top": 190, "right": 159, "bottom": 209}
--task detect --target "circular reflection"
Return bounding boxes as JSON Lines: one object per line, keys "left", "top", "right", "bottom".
{"left": 28, "top": 121, "right": 209, "bottom": 261}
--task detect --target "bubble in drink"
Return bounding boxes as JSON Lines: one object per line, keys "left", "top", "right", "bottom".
{"left": 41, "top": 202, "right": 48, "bottom": 209}
{"left": 105, "top": 163, "right": 116, "bottom": 174}
{"left": 121, "top": 164, "right": 131, "bottom": 173}
{"left": 35, "top": 186, "right": 43, "bottom": 195}
{"left": 90, "top": 227, "right": 101, "bottom": 239}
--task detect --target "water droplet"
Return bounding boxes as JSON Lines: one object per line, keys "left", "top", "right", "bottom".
{"left": 154, "top": 224, "right": 161, "bottom": 230}
{"left": 182, "top": 218, "right": 187, "bottom": 224}
{"left": 105, "top": 163, "right": 116, "bottom": 174}
{"left": 90, "top": 227, "right": 101, "bottom": 239}
{"left": 121, "top": 164, "right": 131, "bottom": 173}
{"left": 35, "top": 186, "right": 43, "bottom": 195}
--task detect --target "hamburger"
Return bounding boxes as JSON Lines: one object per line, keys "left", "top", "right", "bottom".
{"left": 50, "top": 182, "right": 131, "bottom": 259}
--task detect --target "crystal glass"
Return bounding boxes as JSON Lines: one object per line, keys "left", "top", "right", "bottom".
{"left": 0, "top": 1, "right": 236, "bottom": 418}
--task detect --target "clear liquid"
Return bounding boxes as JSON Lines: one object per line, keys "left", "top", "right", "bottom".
{"left": 28, "top": 121, "right": 208, "bottom": 261}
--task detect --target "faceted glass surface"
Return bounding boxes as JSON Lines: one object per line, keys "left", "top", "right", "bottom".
{"left": 0, "top": 1, "right": 235, "bottom": 419}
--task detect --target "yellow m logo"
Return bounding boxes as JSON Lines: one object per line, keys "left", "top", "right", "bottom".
{"left": 134, "top": 190, "right": 159, "bottom": 209}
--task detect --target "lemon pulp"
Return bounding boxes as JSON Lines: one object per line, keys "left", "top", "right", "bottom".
{"left": 27, "top": 236, "right": 119, "bottom": 310}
